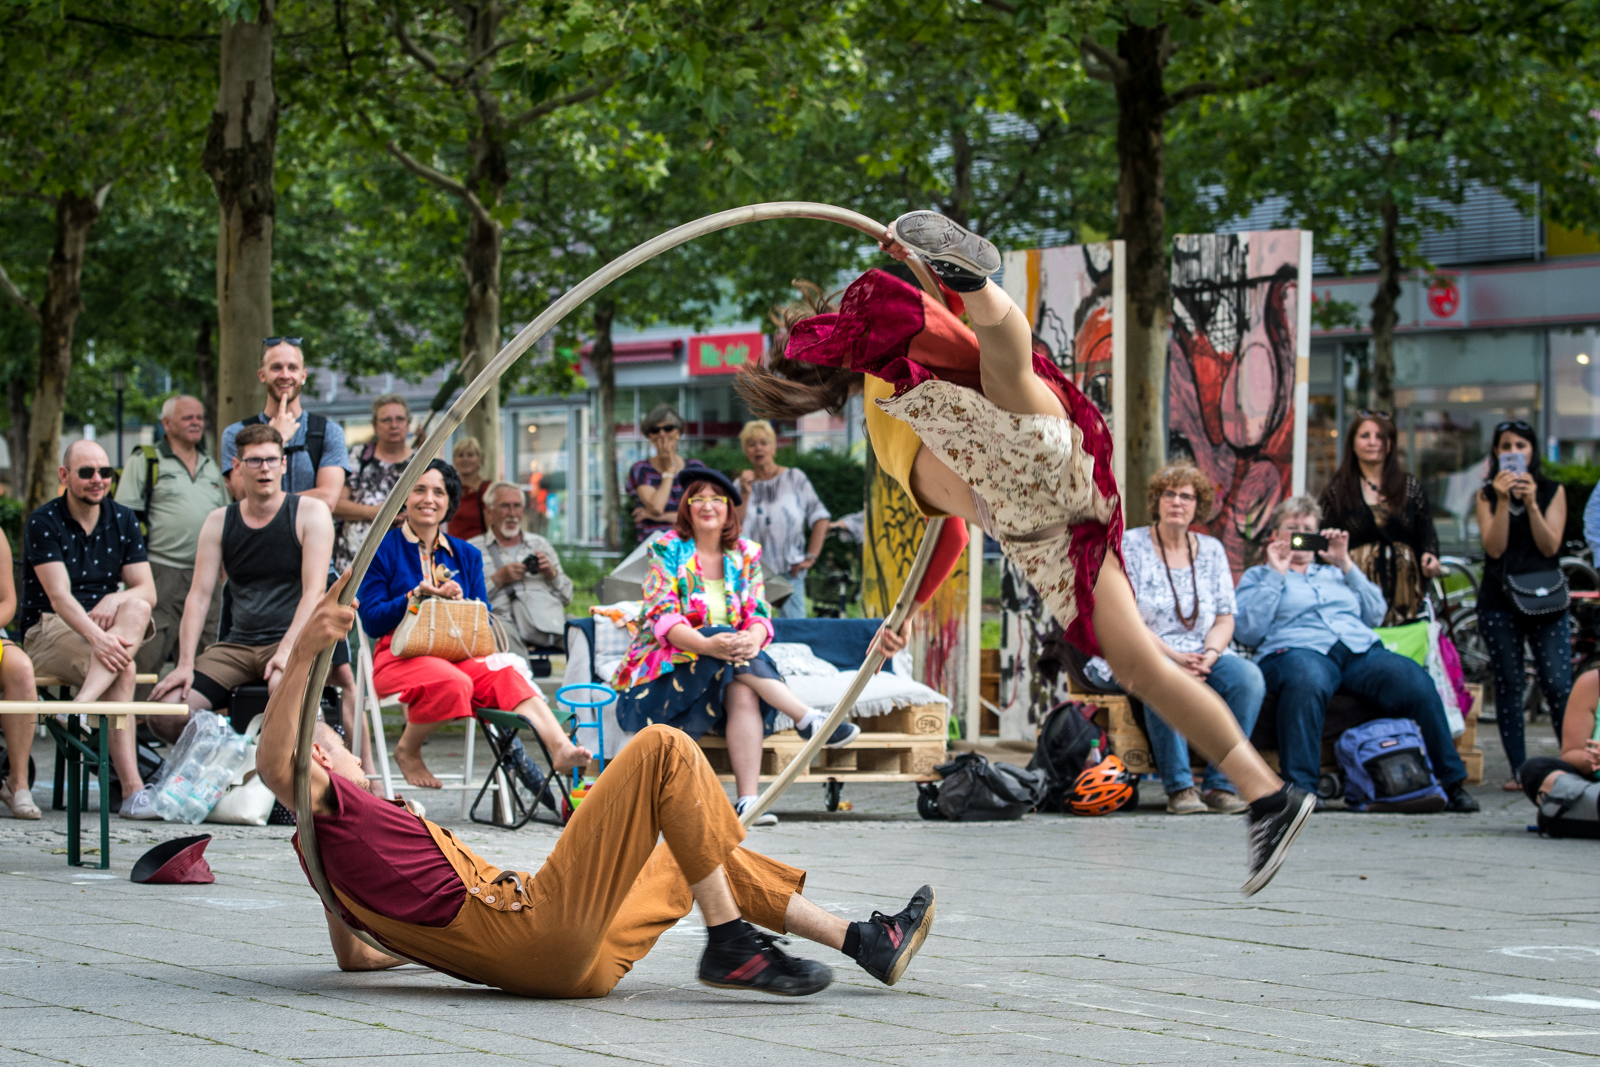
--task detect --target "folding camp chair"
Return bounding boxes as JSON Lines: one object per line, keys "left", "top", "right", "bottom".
{"left": 468, "top": 706, "right": 574, "bottom": 829}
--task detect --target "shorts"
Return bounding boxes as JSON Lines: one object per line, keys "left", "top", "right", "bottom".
{"left": 192, "top": 642, "right": 281, "bottom": 709}
{"left": 24, "top": 612, "right": 155, "bottom": 688}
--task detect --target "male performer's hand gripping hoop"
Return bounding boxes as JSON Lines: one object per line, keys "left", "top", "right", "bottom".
{"left": 255, "top": 577, "right": 938, "bottom": 997}
{"left": 741, "top": 212, "right": 1315, "bottom": 896}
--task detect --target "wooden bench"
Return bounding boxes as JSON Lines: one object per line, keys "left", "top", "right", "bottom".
{"left": 0, "top": 703, "right": 189, "bottom": 867}
{"left": 1087, "top": 684, "right": 1486, "bottom": 788}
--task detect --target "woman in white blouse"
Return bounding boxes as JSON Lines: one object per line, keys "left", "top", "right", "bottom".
{"left": 1123, "top": 464, "right": 1264, "bottom": 815}
{"left": 736, "top": 420, "right": 830, "bottom": 619}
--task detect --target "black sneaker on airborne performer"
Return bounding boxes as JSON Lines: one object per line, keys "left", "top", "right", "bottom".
{"left": 890, "top": 211, "right": 1002, "bottom": 292}
{"left": 853, "top": 885, "right": 935, "bottom": 986}
{"left": 698, "top": 924, "right": 833, "bottom": 996}
{"left": 1241, "top": 784, "right": 1315, "bottom": 897}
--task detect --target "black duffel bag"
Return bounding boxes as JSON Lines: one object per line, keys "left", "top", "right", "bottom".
{"left": 918, "top": 752, "right": 1046, "bottom": 821}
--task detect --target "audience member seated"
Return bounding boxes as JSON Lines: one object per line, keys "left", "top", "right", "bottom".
{"left": 470, "top": 481, "right": 573, "bottom": 650}
{"left": 0, "top": 529, "right": 38, "bottom": 819}
{"left": 609, "top": 469, "right": 857, "bottom": 828}
{"left": 21, "top": 440, "right": 158, "bottom": 816}
{"left": 357, "top": 459, "right": 586, "bottom": 789}
{"left": 1519, "top": 667, "right": 1600, "bottom": 806}
{"left": 1235, "top": 495, "right": 1478, "bottom": 813}
{"left": 146, "top": 425, "right": 334, "bottom": 761}
{"left": 1122, "top": 464, "right": 1261, "bottom": 815}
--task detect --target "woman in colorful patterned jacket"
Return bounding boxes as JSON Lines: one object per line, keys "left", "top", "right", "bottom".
{"left": 612, "top": 468, "right": 858, "bottom": 826}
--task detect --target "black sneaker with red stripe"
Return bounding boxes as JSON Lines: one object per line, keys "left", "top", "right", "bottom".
{"left": 698, "top": 924, "right": 833, "bottom": 997}
{"left": 851, "top": 884, "right": 935, "bottom": 986}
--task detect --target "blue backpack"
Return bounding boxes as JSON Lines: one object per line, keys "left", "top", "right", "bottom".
{"left": 1336, "top": 718, "right": 1447, "bottom": 813}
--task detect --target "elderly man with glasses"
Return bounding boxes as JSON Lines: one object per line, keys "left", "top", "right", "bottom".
{"left": 470, "top": 481, "right": 573, "bottom": 651}
{"left": 21, "top": 439, "right": 159, "bottom": 814}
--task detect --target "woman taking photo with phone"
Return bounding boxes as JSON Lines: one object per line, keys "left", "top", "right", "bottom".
{"left": 1476, "top": 420, "right": 1570, "bottom": 791}
{"left": 1318, "top": 412, "right": 1441, "bottom": 626}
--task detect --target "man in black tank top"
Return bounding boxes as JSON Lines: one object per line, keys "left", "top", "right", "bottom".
{"left": 151, "top": 424, "right": 336, "bottom": 727}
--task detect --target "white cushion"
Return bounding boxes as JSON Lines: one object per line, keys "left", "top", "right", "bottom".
{"left": 783, "top": 672, "right": 948, "bottom": 719}
{"left": 764, "top": 643, "right": 841, "bottom": 678}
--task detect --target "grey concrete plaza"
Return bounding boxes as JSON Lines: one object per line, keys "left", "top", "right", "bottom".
{"left": 2, "top": 729, "right": 1598, "bottom": 1066}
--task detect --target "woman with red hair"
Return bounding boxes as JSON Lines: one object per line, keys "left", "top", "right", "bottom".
{"left": 739, "top": 212, "right": 1311, "bottom": 894}
{"left": 611, "top": 469, "right": 856, "bottom": 826}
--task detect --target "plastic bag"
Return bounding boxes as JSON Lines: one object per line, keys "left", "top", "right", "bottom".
{"left": 150, "top": 711, "right": 255, "bottom": 824}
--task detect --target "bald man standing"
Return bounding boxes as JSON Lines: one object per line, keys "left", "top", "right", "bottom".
{"left": 116, "top": 396, "right": 231, "bottom": 681}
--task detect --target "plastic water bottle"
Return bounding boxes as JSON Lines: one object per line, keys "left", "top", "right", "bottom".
{"left": 185, "top": 731, "right": 251, "bottom": 823}
{"left": 152, "top": 712, "right": 224, "bottom": 821}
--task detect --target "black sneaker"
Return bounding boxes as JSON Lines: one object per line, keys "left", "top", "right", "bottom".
{"left": 1445, "top": 782, "right": 1480, "bottom": 813}
{"left": 890, "top": 211, "right": 1002, "bottom": 292}
{"left": 698, "top": 926, "right": 833, "bottom": 997}
{"left": 854, "top": 885, "right": 935, "bottom": 986}
{"left": 795, "top": 716, "right": 860, "bottom": 749}
{"left": 1242, "top": 784, "right": 1315, "bottom": 897}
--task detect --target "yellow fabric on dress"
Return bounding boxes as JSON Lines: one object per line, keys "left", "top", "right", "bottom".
{"left": 702, "top": 579, "right": 730, "bottom": 626}
{"left": 863, "top": 375, "right": 947, "bottom": 518}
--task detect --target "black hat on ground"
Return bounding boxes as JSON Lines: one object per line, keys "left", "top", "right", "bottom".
{"left": 130, "top": 834, "right": 215, "bottom": 885}
{"left": 673, "top": 466, "right": 742, "bottom": 508}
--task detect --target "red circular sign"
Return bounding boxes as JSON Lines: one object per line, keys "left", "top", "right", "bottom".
{"left": 1427, "top": 279, "right": 1460, "bottom": 318}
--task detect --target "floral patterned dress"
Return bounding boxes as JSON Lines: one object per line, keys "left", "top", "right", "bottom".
{"left": 611, "top": 532, "right": 785, "bottom": 739}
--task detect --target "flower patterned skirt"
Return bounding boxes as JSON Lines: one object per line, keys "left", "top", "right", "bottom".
{"left": 876, "top": 380, "right": 1121, "bottom": 653}
{"left": 615, "top": 627, "right": 786, "bottom": 740}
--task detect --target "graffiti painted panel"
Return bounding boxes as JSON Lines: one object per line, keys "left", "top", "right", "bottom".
{"left": 1168, "top": 231, "right": 1302, "bottom": 576}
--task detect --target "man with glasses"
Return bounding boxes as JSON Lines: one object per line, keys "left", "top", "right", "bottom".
{"left": 115, "top": 395, "right": 231, "bottom": 683}
{"left": 333, "top": 394, "right": 414, "bottom": 574}
{"left": 21, "top": 440, "right": 159, "bottom": 815}
{"left": 144, "top": 425, "right": 334, "bottom": 787}
{"left": 471, "top": 481, "right": 573, "bottom": 650}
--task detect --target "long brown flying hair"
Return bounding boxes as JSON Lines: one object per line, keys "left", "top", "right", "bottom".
{"left": 734, "top": 280, "right": 861, "bottom": 419}
{"left": 1327, "top": 413, "right": 1407, "bottom": 518}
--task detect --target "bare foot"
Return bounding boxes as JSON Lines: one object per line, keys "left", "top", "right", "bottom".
{"left": 551, "top": 742, "right": 593, "bottom": 775}
{"left": 394, "top": 746, "right": 442, "bottom": 789}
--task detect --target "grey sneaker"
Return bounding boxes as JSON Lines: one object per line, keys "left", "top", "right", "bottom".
{"left": 119, "top": 784, "right": 160, "bottom": 820}
{"left": 889, "top": 211, "right": 1001, "bottom": 292}
{"left": 1203, "top": 789, "right": 1249, "bottom": 814}
{"left": 1166, "top": 786, "right": 1207, "bottom": 815}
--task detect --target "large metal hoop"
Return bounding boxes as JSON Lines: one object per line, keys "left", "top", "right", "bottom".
{"left": 293, "top": 203, "right": 946, "bottom": 953}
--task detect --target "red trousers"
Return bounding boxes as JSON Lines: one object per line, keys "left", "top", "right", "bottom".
{"left": 371, "top": 636, "right": 538, "bottom": 723}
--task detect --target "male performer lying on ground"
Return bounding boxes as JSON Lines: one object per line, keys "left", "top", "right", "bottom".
{"left": 256, "top": 575, "right": 935, "bottom": 998}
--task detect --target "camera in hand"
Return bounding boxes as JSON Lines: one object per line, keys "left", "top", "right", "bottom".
{"left": 522, "top": 553, "right": 544, "bottom": 574}
{"left": 1289, "top": 532, "right": 1330, "bottom": 552}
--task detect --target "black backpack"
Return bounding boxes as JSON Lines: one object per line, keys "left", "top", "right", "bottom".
{"left": 917, "top": 753, "right": 1045, "bottom": 821}
{"left": 1027, "top": 700, "right": 1110, "bottom": 813}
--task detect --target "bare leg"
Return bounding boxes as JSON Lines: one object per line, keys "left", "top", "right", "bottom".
{"left": 729, "top": 675, "right": 812, "bottom": 725}
{"left": 104, "top": 665, "right": 142, "bottom": 793}
{"left": 394, "top": 719, "right": 446, "bottom": 788}
{"left": 1092, "top": 557, "right": 1281, "bottom": 802}
{"left": 784, "top": 893, "right": 847, "bottom": 949}
{"left": 723, "top": 683, "right": 765, "bottom": 798}
{"left": 689, "top": 865, "right": 740, "bottom": 926}
{"left": 510, "top": 693, "right": 589, "bottom": 773}
{"left": 962, "top": 280, "right": 1067, "bottom": 419}
{"left": 2, "top": 647, "right": 35, "bottom": 795}
{"left": 75, "top": 599, "right": 150, "bottom": 705}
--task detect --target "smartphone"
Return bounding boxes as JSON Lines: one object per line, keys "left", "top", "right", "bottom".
{"left": 1289, "top": 532, "right": 1330, "bottom": 552}
{"left": 1499, "top": 452, "right": 1528, "bottom": 475}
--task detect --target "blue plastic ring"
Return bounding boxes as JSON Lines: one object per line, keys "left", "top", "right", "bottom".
{"left": 555, "top": 683, "right": 619, "bottom": 710}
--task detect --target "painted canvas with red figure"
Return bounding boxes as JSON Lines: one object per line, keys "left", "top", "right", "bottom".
{"left": 1167, "top": 230, "right": 1310, "bottom": 576}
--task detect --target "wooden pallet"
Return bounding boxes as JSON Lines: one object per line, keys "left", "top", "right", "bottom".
{"left": 857, "top": 703, "right": 948, "bottom": 736}
{"left": 697, "top": 731, "right": 946, "bottom": 782}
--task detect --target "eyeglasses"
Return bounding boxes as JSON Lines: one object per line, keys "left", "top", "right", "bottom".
{"left": 75, "top": 466, "right": 115, "bottom": 481}
{"left": 688, "top": 495, "right": 728, "bottom": 508}
{"left": 1160, "top": 489, "right": 1197, "bottom": 504}
{"left": 239, "top": 455, "right": 285, "bottom": 470}
{"left": 646, "top": 425, "right": 680, "bottom": 436}
{"left": 262, "top": 336, "right": 303, "bottom": 349}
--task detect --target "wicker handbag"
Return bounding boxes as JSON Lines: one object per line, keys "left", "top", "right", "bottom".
{"left": 391, "top": 597, "right": 498, "bottom": 662}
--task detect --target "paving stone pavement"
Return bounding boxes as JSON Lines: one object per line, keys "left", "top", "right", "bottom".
{"left": 1, "top": 730, "right": 1597, "bottom": 1065}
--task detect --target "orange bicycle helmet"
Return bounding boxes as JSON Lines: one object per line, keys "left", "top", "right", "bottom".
{"left": 1069, "top": 755, "right": 1135, "bottom": 816}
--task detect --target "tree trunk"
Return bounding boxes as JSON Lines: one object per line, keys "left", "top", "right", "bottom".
{"left": 25, "top": 190, "right": 105, "bottom": 511}
{"left": 8, "top": 375, "right": 30, "bottom": 499}
{"left": 460, "top": 207, "right": 504, "bottom": 479}
{"left": 591, "top": 300, "right": 620, "bottom": 551}
{"left": 203, "top": 0, "right": 276, "bottom": 432}
{"left": 1113, "top": 21, "right": 1171, "bottom": 498}
{"left": 943, "top": 126, "right": 972, "bottom": 227}
{"left": 195, "top": 316, "right": 219, "bottom": 457}
{"left": 1369, "top": 192, "right": 1401, "bottom": 418}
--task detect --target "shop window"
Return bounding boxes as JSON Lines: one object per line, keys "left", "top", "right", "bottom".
{"left": 516, "top": 411, "right": 571, "bottom": 539}
{"left": 1550, "top": 328, "right": 1600, "bottom": 448}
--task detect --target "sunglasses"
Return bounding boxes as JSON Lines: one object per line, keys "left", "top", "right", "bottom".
{"left": 239, "top": 455, "right": 285, "bottom": 470}
{"left": 688, "top": 494, "right": 728, "bottom": 508}
{"left": 646, "top": 425, "right": 680, "bottom": 436}
{"left": 75, "top": 466, "right": 115, "bottom": 481}
{"left": 262, "top": 336, "right": 303, "bottom": 349}
{"left": 1494, "top": 420, "right": 1535, "bottom": 436}
{"left": 1354, "top": 409, "right": 1392, "bottom": 420}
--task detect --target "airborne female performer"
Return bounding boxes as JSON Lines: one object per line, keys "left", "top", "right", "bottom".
{"left": 738, "top": 212, "right": 1314, "bottom": 896}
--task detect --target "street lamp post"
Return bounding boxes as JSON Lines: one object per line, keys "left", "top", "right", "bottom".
{"left": 111, "top": 371, "right": 127, "bottom": 468}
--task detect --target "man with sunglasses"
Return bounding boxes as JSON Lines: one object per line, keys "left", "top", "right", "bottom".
{"left": 144, "top": 425, "right": 334, "bottom": 779}
{"left": 21, "top": 440, "right": 159, "bottom": 813}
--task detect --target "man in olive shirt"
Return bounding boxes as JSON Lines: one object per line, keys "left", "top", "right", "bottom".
{"left": 115, "top": 395, "right": 232, "bottom": 678}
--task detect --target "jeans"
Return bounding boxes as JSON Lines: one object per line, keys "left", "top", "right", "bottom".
{"left": 1144, "top": 654, "right": 1265, "bottom": 795}
{"left": 1258, "top": 642, "right": 1467, "bottom": 793}
{"left": 776, "top": 572, "right": 809, "bottom": 619}
{"left": 1478, "top": 607, "right": 1571, "bottom": 774}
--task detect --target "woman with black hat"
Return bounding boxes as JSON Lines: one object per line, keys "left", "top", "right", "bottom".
{"left": 610, "top": 468, "right": 857, "bottom": 826}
